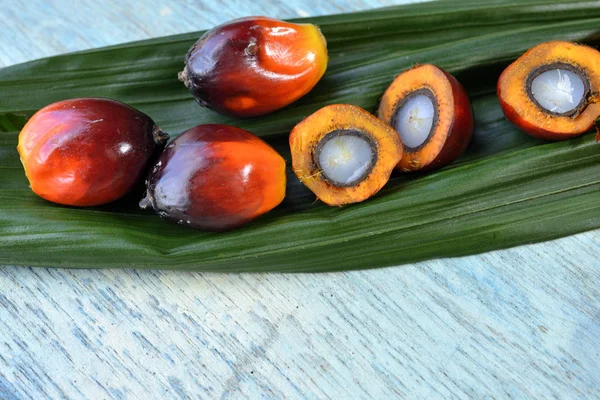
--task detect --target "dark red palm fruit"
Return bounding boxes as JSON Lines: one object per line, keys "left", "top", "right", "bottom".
{"left": 178, "top": 16, "right": 328, "bottom": 118}
{"left": 140, "top": 124, "right": 286, "bottom": 231}
{"left": 17, "top": 98, "right": 169, "bottom": 206}
{"left": 378, "top": 64, "right": 474, "bottom": 172}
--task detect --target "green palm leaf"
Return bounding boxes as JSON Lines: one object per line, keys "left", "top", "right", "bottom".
{"left": 0, "top": 0, "right": 598, "bottom": 271}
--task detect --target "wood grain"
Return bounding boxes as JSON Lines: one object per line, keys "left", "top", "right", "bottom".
{"left": 1, "top": 1, "right": 599, "bottom": 399}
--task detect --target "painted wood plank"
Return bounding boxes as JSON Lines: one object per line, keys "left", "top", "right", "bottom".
{"left": 0, "top": 1, "right": 599, "bottom": 399}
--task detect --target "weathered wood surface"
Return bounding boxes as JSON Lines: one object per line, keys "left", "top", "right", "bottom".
{"left": 1, "top": 1, "right": 599, "bottom": 399}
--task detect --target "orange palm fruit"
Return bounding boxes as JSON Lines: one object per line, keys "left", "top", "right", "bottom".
{"left": 497, "top": 41, "right": 600, "bottom": 140}
{"left": 140, "top": 124, "right": 286, "bottom": 231}
{"left": 17, "top": 98, "right": 168, "bottom": 206}
{"left": 290, "top": 104, "right": 402, "bottom": 206}
{"left": 179, "top": 16, "right": 328, "bottom": 118}
{"left": 378, "top": 64, "right": 474, "bottom": 172}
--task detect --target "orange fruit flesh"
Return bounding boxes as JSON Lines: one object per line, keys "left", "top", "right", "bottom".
{"left": 497, "top": 41, "right": 600, "bottom": 139}
{"left": 289, "top": 104, "right": 403, "bottom": 206}
{"left": 378, "top": 64, "right": 473, "bottom": 171}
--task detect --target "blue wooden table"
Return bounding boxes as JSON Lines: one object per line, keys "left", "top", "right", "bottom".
{"left": 1, "top": 1, "right": 599, "bottom": 399}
